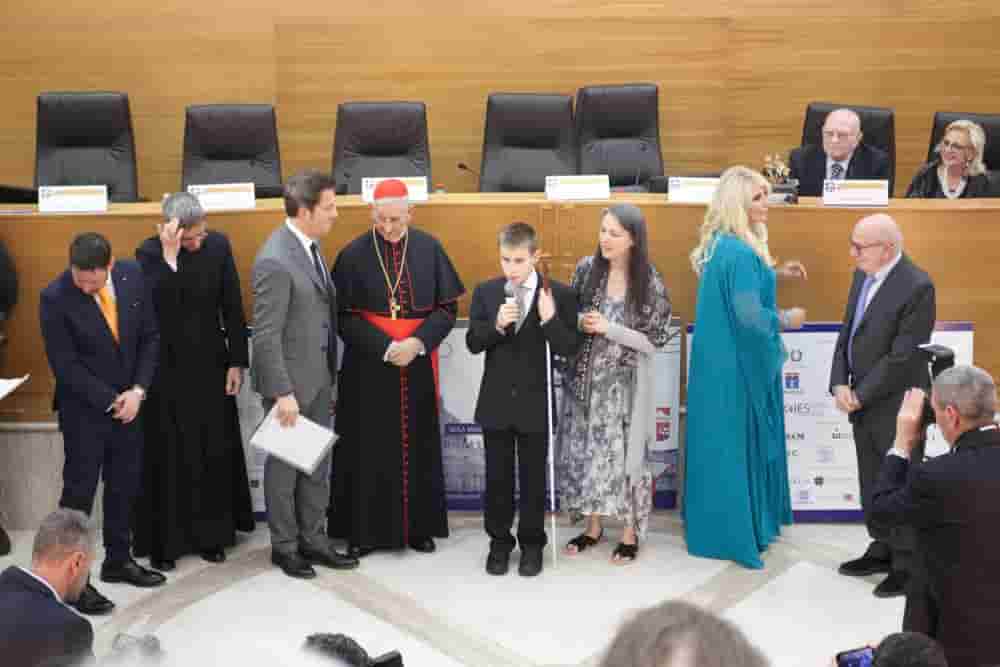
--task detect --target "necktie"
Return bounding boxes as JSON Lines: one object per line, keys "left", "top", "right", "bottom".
{"left": 516, "top": 285, "right": 530, "bottom": 332}
{"left": 97, "top": 286, "right": 119, "bottom": 343}
{"left": 830, "top": 162, "right": 845, "bottom": 180}
{"left": 309, "top": 243, "right": 328, "bottom": 290}
{"left": 847, "top": 275, "right": 874, "bottom": 369}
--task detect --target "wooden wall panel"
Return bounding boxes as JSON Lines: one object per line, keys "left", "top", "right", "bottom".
{"left": 6, "top": 1, "right": 998, "bottom": 198}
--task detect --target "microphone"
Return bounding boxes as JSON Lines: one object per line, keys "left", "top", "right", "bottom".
{"left": 457, "top": 162, "right": 481, "bottom": 180}
{"left": 503, "top": 281, "right": 520, "bottom": 335}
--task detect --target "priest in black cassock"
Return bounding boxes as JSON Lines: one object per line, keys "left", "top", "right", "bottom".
{"left": 329, "top": 179, "right": 464, "bottom": 557}
{"left": 132, "top": 192, "right": 255, "bottom": 571}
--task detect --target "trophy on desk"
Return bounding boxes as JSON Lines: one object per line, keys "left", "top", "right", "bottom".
{"left": 762, "top": 154, "right": 798, "bottom": 205}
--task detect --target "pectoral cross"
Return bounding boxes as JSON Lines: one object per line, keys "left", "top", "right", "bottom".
{"left": 390, "top": 298, "right": 401, "bottom": 320}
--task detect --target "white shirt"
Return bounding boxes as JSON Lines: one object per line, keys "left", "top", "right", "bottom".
{"left": 285, "top": 219, "right": 318, "bottom": 257}
{"left": 17, "top": 565, "right": 63, "bottom": 603}
{"left": 862, "top": 250, "right": 902, "bottom": 311}
{"left": 92, "top": 271, "right": 115, "bottom": 306}
{"left": 826, "top": 152, "right": 854, "bottom": 180}
{"left": 519, "top": 270, "right": 539, "bottom": 316}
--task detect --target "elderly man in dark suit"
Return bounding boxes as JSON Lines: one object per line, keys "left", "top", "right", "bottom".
{"left": 0, "top": 509, "right": 96, "bottom": 666}
{"left": 40, "top": 232, "right": 165, "bottom": 616}
{"left": 872, "top": 365, "right": 1000, "bottom": 667}
{"left": 789, "top": 108, "right": 892, "bottom": 197}
{"left": 252, "top": 169, "right": 358, "bottom": 579}
{"left": 829, "top": 213, "right": 936, "bottom": 598}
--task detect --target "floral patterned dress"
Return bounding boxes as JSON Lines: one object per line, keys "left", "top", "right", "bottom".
{"left": 557, "top": 295, "right": 655, "bottom": 538}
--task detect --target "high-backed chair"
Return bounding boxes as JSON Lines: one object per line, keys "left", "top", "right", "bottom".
{"left": 35, "top": 92, "right": 139, "bottom": 202}
{"left": 926, "top": 111, "right": 1000, "bottom": 171}
{"left": 478, "top": 93, "right": 576, "bottom": 192}
{"left": 801, "top": 102, "right": 896, "bottom": 193}
{"left": 332, "top": 102, "right": 430, "bottom": 195}
{"left": 574, "top": 84, "right": 663, "bottom": 191}
{"left": 181, "top": 104, "right": 283, "bottom": 197}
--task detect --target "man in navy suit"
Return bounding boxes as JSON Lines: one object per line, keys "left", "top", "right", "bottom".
{"left": 0, "top": 509, "right": 96, "bottom": 667}
{"left": 872, "top": 366, "right": 1000, "bottom": 667}
{"left": 829, "top": 214, "right": 936, "bottom": 598}
{"left": 40, "top": 232, "right": 165, "bottom": 615}
{"left": 466, "top": 222, "right": 580, "bottom": 577}
{"left": 789, "top": 108, "right": 892, "bottom": 197}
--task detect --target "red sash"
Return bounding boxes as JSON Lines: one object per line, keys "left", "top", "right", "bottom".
{"left": 360, "top": 311, "right": 440, "bottom": 401}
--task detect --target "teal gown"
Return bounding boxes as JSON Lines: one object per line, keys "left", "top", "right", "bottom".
{"left": 684, "top": 234, "right": 792, "bottom": 569}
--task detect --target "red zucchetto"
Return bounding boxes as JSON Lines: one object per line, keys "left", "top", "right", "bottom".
{"left": 372, "top": 178, "right": 409, "bottom": 201}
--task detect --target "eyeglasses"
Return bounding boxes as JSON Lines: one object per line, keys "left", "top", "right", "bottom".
{"left": 940, "top": 139, "right": 971, "bottom": 152}
{"left": 822, "top": 130, "right": 857, "bottom": 141}
{"left": 850, "top": 240, "right": 886, "bottom": 253}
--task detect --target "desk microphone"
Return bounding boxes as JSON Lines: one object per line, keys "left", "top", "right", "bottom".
{"left": 457, "top": 162, "right": 481, "bottom": 179}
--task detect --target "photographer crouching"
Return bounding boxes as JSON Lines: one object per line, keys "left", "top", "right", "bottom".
{"left": 871, "top": 365, "right": 1000, "bottom": 667}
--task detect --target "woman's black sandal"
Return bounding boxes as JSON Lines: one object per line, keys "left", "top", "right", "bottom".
{"left": 565, "top": 529, "right": 604, "bottom": 554}
{"left": 612, "top": 540, "right": 639, "bottom": 564}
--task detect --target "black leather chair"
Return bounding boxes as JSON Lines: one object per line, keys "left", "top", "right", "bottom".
{"left": 925, "top": 111, "right": 1000, "bottom": 170}
{"left": 801, "top": 102, "right": 896, "bottom": 193}
{"left": 332, "top": 102, "right": 430, "bottom": 195}
{"left": 478, "top": 93, "right": 576, "bottom": 192}
{"left": 181, "top": 104, "right": 283, "bottom": 197}
{"left": 574, "top": 84, "right": 663, "bottom": 191}
{"left": 35, "top": 92, "right": 139, "bottom": 202}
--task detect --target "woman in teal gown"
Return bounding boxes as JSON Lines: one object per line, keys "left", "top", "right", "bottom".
{"left": 684, "top": 166, "right": 807, "bottom": 569}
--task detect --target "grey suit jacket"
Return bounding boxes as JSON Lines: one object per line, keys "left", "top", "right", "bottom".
{"left": 251, "top": 223, "right": 337, "bottom": 406}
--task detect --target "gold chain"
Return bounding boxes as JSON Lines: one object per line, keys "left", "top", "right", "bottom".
{"left": 372, "top": 227, "right": 409, "bottom": 311}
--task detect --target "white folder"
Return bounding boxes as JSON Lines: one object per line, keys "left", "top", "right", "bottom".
{"left": 249, "top": 405, "right": 338, "bottom": 475}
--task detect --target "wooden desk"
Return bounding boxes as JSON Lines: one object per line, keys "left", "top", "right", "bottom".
{"left": 1, "top": 195, "right": 997, "bottom": 422}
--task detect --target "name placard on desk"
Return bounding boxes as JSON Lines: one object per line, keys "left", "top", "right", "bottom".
{"left": 38, "top": 186, "right": 108, "bottom": 213}
{"left": 361, "top": 177, "right": 429, "bottom": 203}
{"left": 666, "top": 177, "right": 719, "bottom": 204}
{"left": 545, "top": 175, "right": 611, "bottom": 201}
{"left": 822, "top": 180, "right": 889, "bottom": 207}
{"left": 188, "top": 183, "right": 256, "bottom": 211}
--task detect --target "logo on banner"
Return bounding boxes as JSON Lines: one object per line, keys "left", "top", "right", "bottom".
{"left": 784, "top": 372, "right": 802, "bottom": 393}
{"left": 789, "top": 348, "right": 804, "bottom": 363}
{"left": 813, "top": 476, "right": 825, "bottom": 486}
{"left": 831, "top": 426, "right": 853, "bottom": 441}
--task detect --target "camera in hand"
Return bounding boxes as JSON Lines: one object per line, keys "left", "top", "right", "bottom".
{"left": 917, "top": 343, "right": 956, "bottom": 432}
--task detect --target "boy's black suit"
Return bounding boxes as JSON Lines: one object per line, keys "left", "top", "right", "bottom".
{"left": 467, "top": 276, "right": 580, "bottom": 550}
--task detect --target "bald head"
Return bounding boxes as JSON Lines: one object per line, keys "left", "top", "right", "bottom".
{"left": 851, "top": 214, "right": 902, "bottom": 275}
{"left": 823, "top": 109, "right": 862, "bottom": 161}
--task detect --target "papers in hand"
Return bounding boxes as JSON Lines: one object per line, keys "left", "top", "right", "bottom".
{"left": 250, "top": 405, "right": 338, "bottom": 475}
{"left": 0, "top": 375, "right": 29, "bottom": 402}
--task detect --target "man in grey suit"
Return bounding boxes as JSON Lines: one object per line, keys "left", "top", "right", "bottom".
{"left": 252, "top": 169, "right": 358, "bottom": 578}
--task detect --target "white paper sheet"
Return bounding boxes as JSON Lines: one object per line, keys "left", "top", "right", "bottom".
{"left": 0, "top": 375, "right": 29, "bottom": 402}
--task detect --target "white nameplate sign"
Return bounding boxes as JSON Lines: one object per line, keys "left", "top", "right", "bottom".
{"left": 545, "top": 175, "right": 611, "bottom": 201}
{"left": 187, "top": 183, "right": 256, "bottom": 211}
{"left": 667, "top": 177, "right": 719, "bottom": 204}
{"left": 38, "top": 185, "right": 108, "bottom": 213}
{"left": 361, "top": 177, "right": 429, "bottom": 203}
{"left": 822, "top": 179, "right": 889, "bottom": 207}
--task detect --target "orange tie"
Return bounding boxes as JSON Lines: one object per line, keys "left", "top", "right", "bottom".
{"left": 97, "top": 286, "right": 119, "bottom": 343}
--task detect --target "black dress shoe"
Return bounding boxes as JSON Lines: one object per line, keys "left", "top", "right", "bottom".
{"left": 485, "top": 547, "right": 512, "bottom": 576}
{"left": 200, "top": 549, "right": 226, "bottom": 563}
{"left": 348, "top": 544, "right": 376, "bottom": 559}
{"left": 873, "top": 572, "right": 908, "bottom": 598}
{"left": 271, "top": 551, "right": 317, "bottom": 579}
{"left": 518, "top": 546, "right": 544, "bottom": 577}
{"left": 408, "top": 536, "right": 436, "bottom": 553}
{"left": 101, "top": 560, "right": 167, "bottom": 588}
{"left": 150, "top": 558, "right": 176, "bottom": 572}
{"left": 300, "top": 545, "right": 359, "bottom": 570}
{"left": 71, "top": 582, "right": 115, "bottom": 615}
{"left": 838, "top": 555, "right": 892, "bottom": 577}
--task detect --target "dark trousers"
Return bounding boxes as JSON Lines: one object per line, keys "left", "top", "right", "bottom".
{"left": 853, "top": 415, "right": 924, "bottom": 573}
{"left": 59, "top": 407, "right": 143, "bottom": 565}
{"left": 483, "top": 429, "right": 548, "bottom": 551}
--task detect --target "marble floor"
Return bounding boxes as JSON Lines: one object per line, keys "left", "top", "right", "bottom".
{"left": 0, "top": 512, "right": 904, "bottom": 666}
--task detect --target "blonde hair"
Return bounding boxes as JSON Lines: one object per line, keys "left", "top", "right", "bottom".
{"left": 937, "top": 120, "right": 987, "bottom": 176}
{"left": 690, "top": 166, "right": 774, "bottom": 274}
